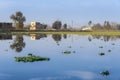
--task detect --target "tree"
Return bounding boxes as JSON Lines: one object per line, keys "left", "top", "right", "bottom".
{"left": 63, "top": 23, "right": 67, "bottom": 29}
{"left": 104, "top": 21, "right": 111, "bottom": 30}
{"left": 88, "top": 21, "right": 92, "bottom": 26}
{"left": 52, "top": 20, "right": 62, "bottom": 30}
{"left": 10, "top": 11, "right": 26, "bottom": 30}
{"left": 92, "top": 23, "right": 103, "bottom": 30}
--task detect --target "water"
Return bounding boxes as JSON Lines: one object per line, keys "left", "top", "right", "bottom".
{"left": 0, "top": 34, "right": 120, "bottom": 80}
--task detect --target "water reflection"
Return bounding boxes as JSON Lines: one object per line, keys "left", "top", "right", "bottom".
{"left": 63, "top": 34, "right": 67, "bottom": 39}
{"left": 1, "top": 34, "right": 120, "bottom": 80}
{"left": 10, "top": 35, "right": 25, "bottom": 52}
{"left": 52, "top": 34, "right": 62, "bottom": 42}
{"left": 0, "top": 34, "right": 12, "bottom": 40}
{"left": 30, "top": 34, "right": 47, "bottom": 40}
{"left": 90, "top": 35, "right": 120, "bottom": 42}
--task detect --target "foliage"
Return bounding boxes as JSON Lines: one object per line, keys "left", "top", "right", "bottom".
{"left": 104, "top": 21, "right": 111, "bottom": 30}
{"left": 100, "top": 70, "right": 110, "bottom": 76}
{"left": 52, "top": 20, "right": 62, "bottom": 29}
{"left": 88, "top": 21, "right": 92, "bottom": 26}
{"left": 92, "top": 23, "right": 103, "bottom": 30}
{"left": 99, "top": 52, "right": 105, "bottom": 56}
{"left": 108, "top": 50, "right": 111, "bottom": 52}
{"left": 10, "top": 11, "right": 26, "bottom": 30}
{"left": 62, "top": 50, "right": 71, "bottom": 54}
{"left": 14, "top": 53, "right": 50, "bottom": 62}
{"left": 62, "top": 50, "right": 76, "bottom": 54}
{"left": 63, "top": 24, "right": 67, "bottom": 29}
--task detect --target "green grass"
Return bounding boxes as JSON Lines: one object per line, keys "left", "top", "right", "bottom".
{"left": 1, "top": 30, "right": 120, "bottom": 35}
{"left": 12, "top": 31, "right": 120, "bottom": 35}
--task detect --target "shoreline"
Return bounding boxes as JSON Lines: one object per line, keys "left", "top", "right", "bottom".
{"left": 0, "top": 30, "right": 120, "bottom": 35}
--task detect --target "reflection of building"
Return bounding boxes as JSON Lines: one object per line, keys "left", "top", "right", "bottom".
{"left": 0, "top": 22, "right": 13, "bottom": 30}
{"left": 0, "top": 34, "right": 12, "bottom": 40}
{"left": 30, "top": 22, "right": 47, "bottom": 30}
{"left": 30, "top": 34, "right": 47, "bottom": 40}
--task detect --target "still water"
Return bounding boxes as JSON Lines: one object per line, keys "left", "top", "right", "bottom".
{"left": 0, "top": 34, "right": 120, "bottom": 80}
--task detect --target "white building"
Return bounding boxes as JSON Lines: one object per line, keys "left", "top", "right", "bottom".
{"left": 30, "top": 22, "right": 47, "bottom": 30}
{"left": 81, "top": 27, "right": 92, "bottom": 31}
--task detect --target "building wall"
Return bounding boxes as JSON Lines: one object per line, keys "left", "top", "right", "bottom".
{"left": 30, "top": 22, "right": 47, "bottom": 30}
{"left": 0, "top": 22, "right": 13, "bottom": 30}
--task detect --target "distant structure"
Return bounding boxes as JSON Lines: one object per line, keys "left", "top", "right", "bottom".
{"left": 81, "top": 27, "right": 92, "bottom": 31}
{"left": 30, "top": 22, "right": 47, "bottom": 30}
{"left": 0, "top": 22, "right": 13, "bottom": 30}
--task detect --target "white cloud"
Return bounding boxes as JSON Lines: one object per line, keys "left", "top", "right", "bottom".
{"left": 65, "top": 71, "right": 96, "bottom": 80}
{"left": 29, "top": 76, "right": 71, "bottom": 80}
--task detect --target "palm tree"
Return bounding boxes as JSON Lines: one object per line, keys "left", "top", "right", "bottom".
{"left": 10, "top": 11, "right": 26, "bottom": 30}
{"left": 88, "top": 21, "right": 92, "bottom": 27}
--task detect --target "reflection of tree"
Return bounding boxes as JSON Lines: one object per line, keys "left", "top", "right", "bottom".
{"left": 91, "top": 35, "right": 120, "bottom": 42}
{"left": 52, "top": 34, "right": 62, "bottom": 42}
{"left": 10, "top": 35, "right": 25, "bottom": 52}
{"left": 63, "top": 34, "right": 67, "bottom": 39}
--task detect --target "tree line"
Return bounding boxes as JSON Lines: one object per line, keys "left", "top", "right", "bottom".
{"left": 9, "top": 11, "right": 120, "bottom": 31}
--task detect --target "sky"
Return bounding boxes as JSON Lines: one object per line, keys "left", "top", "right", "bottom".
{"left": 0, "top": 0, "right": 120, "bottom": 27}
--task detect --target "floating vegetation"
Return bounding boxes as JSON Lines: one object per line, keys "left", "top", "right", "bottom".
{"left": 112, "top": 43, "right": 115, "bottom": 45}
{"left": 62, "top": 50, "right": 76, "bottom": 54}
{"left": 5, "top": 49, "right": 8, "bottom": 51}
{"left": 80, "top": 46, "right": 83, "bottom": 48}
{"left": 62, "top": 50, "right": 71, "bottom": 54}
{"left": 14, "top": 53, "right": 50, "bottom": 62}
{"left": 73, "top": 51, "right": 76, "bottom": 53}
{"left": 108, "top": 50, "right": 111, "bottom": 52}
{"left": 99, "top": 46, "right": 103, "bottom": 48}
{"left": 100, "top": 70, "right": 110, "bottom": 76}
{"left": 68, "top": 46, "right": 72, "bottom": 48}
{"left": 99, "top": 52, "right": 105, "bottom": 56}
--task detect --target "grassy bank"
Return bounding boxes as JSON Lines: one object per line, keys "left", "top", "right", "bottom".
{"left": 1, "top": 30, "right": 120, "bottom": 35}
{"left": 10, "top": 31, "right": 120, "bottom": 35}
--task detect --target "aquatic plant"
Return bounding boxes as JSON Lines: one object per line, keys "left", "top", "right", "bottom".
{"left": 62, "top": 50, "right": 71, "bottom": 54}
{"left": 99, "top": 46, "right": 103, "bottom": 48}
{"left": 108, "top": 50, "right": 111, "bottom": 52}
{"left": 62, "top": 50, "right": 76, "bottom": 54}
{"left": 99, "top": 52, "right": 105, "bottom": 56}
{"left": 14, "top": 53, "right": 50, "bottom": 62}
{"left": 68, "top": 46, "right": 72, "bottom": 48}
{"left": 100, "top": 70, "right": 110, "bottom": 76}
{"left": 112, "top": 43, "right": 115, "bottom": 45}
{"left": 73, "top": 51, "right": 76, "bottom": 53}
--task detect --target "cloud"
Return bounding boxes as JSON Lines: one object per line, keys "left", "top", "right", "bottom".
{"left": 29, "top": 71, "right": 96, "bottom": 80}
{"left": 65, "top": 71, "right": 96, "bottom": 80}
{"left": 29, "top": 76, "right": 71, "bottom": 80}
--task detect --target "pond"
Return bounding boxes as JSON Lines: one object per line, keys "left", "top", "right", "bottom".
{"left": 0, "top": 34, "right": 120, "bottom": 80}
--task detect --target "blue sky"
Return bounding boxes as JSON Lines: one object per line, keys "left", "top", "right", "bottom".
{"left": 0, "top": 0, "right": 120, "bottom": 27}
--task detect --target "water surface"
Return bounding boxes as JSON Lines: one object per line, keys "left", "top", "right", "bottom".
{"left": 0, "top": 34, "right": 120, "bottom": 80}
